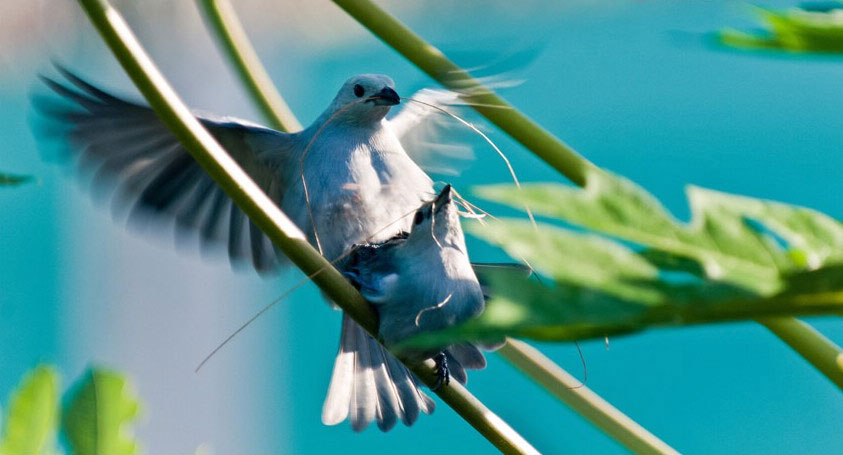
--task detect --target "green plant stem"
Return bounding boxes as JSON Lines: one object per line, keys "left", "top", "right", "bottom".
{"left": 331, "top": 0, "right": 595, "bottom": 187}
{"left": 198, "top": 0, "right": 302, "bottom": 132}
{"left": 499, "top": 339, "right": 679, "bottom": 454}
{"left": 75, "top": 0, "right": 538, "bottom": 452}
{"left": 194, "top": 4, "right": 677, "bottom": 453}
{"left": 331, "top": 0, "right": 843, "bottom": 393}
{"left": 759, "top": 317, "right": 843, "bottom": 389}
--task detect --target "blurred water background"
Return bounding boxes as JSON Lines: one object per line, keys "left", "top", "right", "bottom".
{"left": 2, "top": 0, "right": 842, "bottom": 453}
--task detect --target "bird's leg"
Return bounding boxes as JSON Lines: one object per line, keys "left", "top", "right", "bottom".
{"left": 432, "top": 352, "right": 450, "bottom": 391}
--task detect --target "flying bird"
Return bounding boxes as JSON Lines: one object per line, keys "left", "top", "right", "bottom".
{"left": 33, "top": 66, "right": 475, "bottom": 431}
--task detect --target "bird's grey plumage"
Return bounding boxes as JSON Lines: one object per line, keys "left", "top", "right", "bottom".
{"left": 343, "top": 185, "right": 489, "bottom": 390}
{"left": 34, "top": 66, "right": 463, "bottom": 431}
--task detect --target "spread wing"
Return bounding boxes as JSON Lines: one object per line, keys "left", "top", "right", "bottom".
{"left": 388, "top": 89, "right": 475, "bottom": 176}
{"left": 34, "top": 66, "right": 300, "bottom": 274}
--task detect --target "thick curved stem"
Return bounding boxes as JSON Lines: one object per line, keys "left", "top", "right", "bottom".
{"left": 198, "top": 0, "right": 302, "bottom": 132}
{"left": 499, "top": 340, "right": 679, "bottom": 455}
{"left": 759, "top": 317, "right": 843, "bottom": 389}
{"left": 331, "top": 0, "right": 595, "bottom": 187}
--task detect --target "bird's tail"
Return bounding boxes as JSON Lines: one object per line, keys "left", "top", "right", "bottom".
{"left": 322, "top": 314, "right": 435, "bottom": 432}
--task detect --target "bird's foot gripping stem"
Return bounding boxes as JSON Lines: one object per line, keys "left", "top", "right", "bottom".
{"left": 432, "top": 352, "right": 450, "bottom": 391}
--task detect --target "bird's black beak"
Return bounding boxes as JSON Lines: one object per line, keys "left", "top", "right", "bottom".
{"left": 370, "top": 87, "right": 400, "bottom": 106}
{"left": 434, "top": 184, "right": 452, "bottom": 210}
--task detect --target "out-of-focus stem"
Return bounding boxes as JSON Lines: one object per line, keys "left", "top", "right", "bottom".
{"left": 198, "top": 0, "right": 302, "bottom": 132}
{"left": 759, "top": 317, "right": 843, "bottom": 390}
{"left": 75, "top": 0, "right": 538, "bottom": 452}
{"left": 499, "top": 339, "right": 680, "bottom": 455}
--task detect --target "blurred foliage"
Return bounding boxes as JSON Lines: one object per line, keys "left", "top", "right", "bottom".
{"left": 63, "top": 369, "right": 140, "bottom": 455}
{"left": 0, "top": 366, "right": 139, "bottom": 455}
{"left": 405, "top": 170, "right": 843, "bottom": 346}
{"left": 720, "top": 4, "right": 843, "bottom": 52}
{"left": 0, "top": 366, "right": 58, "bottom": 455}
{"left": 0, "top": 173, "right": 32, "bottom": 186}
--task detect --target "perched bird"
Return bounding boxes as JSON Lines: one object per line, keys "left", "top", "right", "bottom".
{"left": 340, "top": 185, "right": 489, "bottom": 396}
{"left": 33, "top": 66, "right": 471, "bottom": 432}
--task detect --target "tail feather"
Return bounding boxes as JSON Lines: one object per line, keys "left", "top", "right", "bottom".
{"left": 323, "top": 314, "right": 434, "bottom": 431}
{"left": 449, "top": 343, "right": 487, "bottom": 370}
{"left": 351, "top": 323, "right": 377, "bottom": 431}
{"left": 372, "top": 344, "right": 400, "bottom": 431}
{"left": 441, "top": 343, "right": 488, "bottom": 385}
{"left": 322, "top": 316, "right": 355, "bottom": 426}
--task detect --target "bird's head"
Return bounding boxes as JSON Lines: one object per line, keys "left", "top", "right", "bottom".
{"left": 406, "top": 185, "right": 464, "bottom": 250}
{"left": 325, "top": 74, "right": 400, "bottom": 126}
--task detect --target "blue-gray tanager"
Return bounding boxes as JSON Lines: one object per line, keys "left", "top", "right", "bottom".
{"left": 35, "top": 66, "right": 481, "bottom": 431}
{"left": 340, "top": 185, "right": 489, "bottom": 391}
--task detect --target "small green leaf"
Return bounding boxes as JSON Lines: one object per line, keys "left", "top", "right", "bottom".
{"left": 0, "top": 365, "right": 59, "bottom": 455}
{"left": 62, "top": 369, "right": 140, "bottom": 455}
{"left": 0, "top": 173, "right": 33, "bottom": 187}
{"left": 719, "top": 7, "right": 843, "bottom": 53}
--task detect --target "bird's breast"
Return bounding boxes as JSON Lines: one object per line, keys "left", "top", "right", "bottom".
{"left": 292, "top": 138, "right": 431, "bottom": 259}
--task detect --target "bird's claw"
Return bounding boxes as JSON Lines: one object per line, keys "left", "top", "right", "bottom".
{"left": 432, "top": 352, "right": 450, "bottom": 391}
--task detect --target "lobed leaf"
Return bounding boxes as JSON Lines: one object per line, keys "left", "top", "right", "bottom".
{"left": 62, "top": 369, "right": 140, "bottom": 455}
{"left": 475, "top": 169, "right": 843, "bottom": 294}
{"left": 395, "top": 169, "right": 843, "bottom": 347}
{"left": 468, "top": 219, "right": 662, "bottom": 303}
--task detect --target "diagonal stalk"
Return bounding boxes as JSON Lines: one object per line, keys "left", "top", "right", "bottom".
{"left": 759, "top": 318, "right": 843, "bottom": 390}
{"left": 75, "top": 0, "right": 538, "bottom": 453}
{"left": 196, "top": 1, "right": 679, "bottom": 453}
{"left": 329, "top": 0, "right": 843, "bottom": 393}
{"left": 499, "top": 340, "right": 679, "bottom": 455}
{"left": 198, "top": 0, "right": 302, "bottom": 132}
{"left": 331, "top": 0, "right": 595, "bottom": 187}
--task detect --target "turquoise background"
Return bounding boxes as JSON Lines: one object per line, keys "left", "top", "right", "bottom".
{"left": 2, "top": 1, "right": 841, "bottom": 453}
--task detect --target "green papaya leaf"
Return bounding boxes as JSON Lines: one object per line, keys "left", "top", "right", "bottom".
{"left": 393, "top": 170, "right": 843, "bottom": 347}
{"left": 62, "top": 369, "right": 140, "bottom": 455}
{"left": 687, "top": 185, "right": 843, "bottom": 267}
{"left": 405, "top": 265, "right": 843, "bottom": 347}
{"left": 475, "top": 169, "right": 843, "bottom": 294}
{"left": 638, "top": 248, "right": 706, "bottom": 277}
{"left": 468, "top": 219, "right": 663, "bottom": 303}
{"left": 0, "top": 365, "right": 59, "bottom": 455}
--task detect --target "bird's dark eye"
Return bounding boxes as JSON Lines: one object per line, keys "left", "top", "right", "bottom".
{"left": 353, "top": 84, "right": 365, "bottom": 98}
{"left": 413, "top": 211, "right": 424, "bottom": 225}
